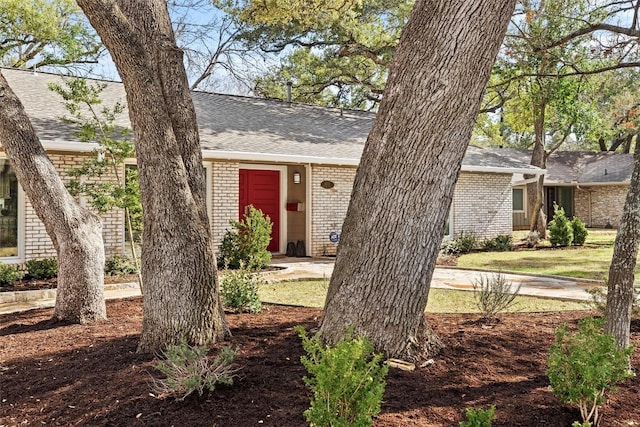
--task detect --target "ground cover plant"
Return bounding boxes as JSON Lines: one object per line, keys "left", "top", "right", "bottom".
{"left": 1, "top": 299, "right": 638, "bottom": 426}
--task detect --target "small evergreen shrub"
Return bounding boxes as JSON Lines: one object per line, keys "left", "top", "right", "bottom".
{"left": 296, "top": 326, "right": 388, "bottom": 427}
{"left": 571, "top": 217, "right": 588, "bottom": 246}
{"left": 25, "top": 258, "right": 58, "bottom": 280}
{"left": 548, "top": 204, "right": 573, "bottom": 246}
{"left": 0, "top": 262, "right": 24, "bottom": 287}
{"left": 456, "top": 231, "right": 479, "bottom": 253}
{"left": 572, "top": 422, "right": 592, "bottom": 427}
{"left": 220, "top": 265, "right": 263, "bottom": 314}
{"left": 482, "top": 235, "right": 513, "bottom": 252}
{"left": 472, "top": 272, "right": 521, "bottom": 320}
{"left": 586, "top": 285, "right": 640, "bottom": 318}
{"left": 219, "top": 205, "right": 272, "bottom": 270}
{"left": 104, "top": 255, "right": 137, "bottom": 276}
{"left": 547, "top": 317, "right": 633, "bottom": 427}
{"left": 460, "top": 406, "right": 496, "bottom": 427}
{"left": 153, "top": 342, "right": 237, "bottom": 401}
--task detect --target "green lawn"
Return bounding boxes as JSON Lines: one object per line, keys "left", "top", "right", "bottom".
{"left": 258, "top": 280, "right": 588, "bottom": 313}
{"left": 457, "top": 229, "right": 631, "bottom": 282}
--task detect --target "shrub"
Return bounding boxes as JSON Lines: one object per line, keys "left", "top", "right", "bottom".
{"left": 296, "top": 326, "right": 388, "bottom": 427}
{"left": 153, "top": 342, "right": 237, "bottom": 401}
{"left": 571, "top": 217, "right": 588, "bottom": 246}
{"left": 586, "top": 285, "right": 640, "bottom": 318}
{"left": 482, "top": 235, "right": 513, "bottom": 252}
{"left": 220, "top": 265, "right": 263, "bottom": 314}
{"left": 219, "top": 205, "right": 272, "bottom": 270}
{"left": 548, "top": 204, "right": 573, "bottom": 246}
{"left": 25, "top": 258, "right": 58, "bottom": 280}
{"left": 0, "top": 262, "right": 24, "bottom": 287}
{"left": 460, "top": 406, "right": 496, "bottom": 427}
{"left": 456, "top": 231, "right": 479, "bottom": 253}
{"left": 547, "top": 317, "right": 633, "bottom": 427}
{"left": 472, "top": 272, "right": 521, "bottom": 320}
{"left": 104, "top": 255, "right": 137, "bottom": 276}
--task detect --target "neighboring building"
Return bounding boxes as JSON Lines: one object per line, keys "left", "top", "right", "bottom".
{"left": 0, "top": 68, "right": 542, "bottom": 263}
{"left": 492, "top": 149, "right": 634, "bottom": 229}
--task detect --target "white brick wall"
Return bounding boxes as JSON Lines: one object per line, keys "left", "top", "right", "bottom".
{"left": 23, "top": 153, "right": 124, "bottom": 260}
{"left": 210, "top": 161, "right": 240, "bottom": 254}
{"left": 310, "top": 166, "right": 356, "bottom": 257}
{"left": 451, "top": 172, "right": 513, "bottom": 239}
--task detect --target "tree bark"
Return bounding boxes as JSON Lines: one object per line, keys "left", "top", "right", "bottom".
{"left": 76, "top": 0, "right": 228, "bottom": 352}
{"left": 527, "top": 99, "right": 547, "bottom": 238}
{"left": 0, "top": 72, "right": 106, "bottom": 323}
{"left": 604, "top": 145, "right": 640, "bottom": 349}
{"left": 319, "top": 0, "right": 517, "bottom": 360}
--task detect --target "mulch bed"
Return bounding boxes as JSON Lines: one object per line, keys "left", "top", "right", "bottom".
{"left": 1, "top": 299, "right": 638, "bottom": 427}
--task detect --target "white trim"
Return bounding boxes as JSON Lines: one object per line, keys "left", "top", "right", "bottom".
{"left": 238, "top": 163, "right": 288, "bottom": 254}
{"left": 305, "top": 164, "right": 312, "bottom": 257}
{"left": 0, "top": 158, "right": 25, "bottom": 263}
{"left": 512, "top": 176, "right": 540, "bottom": 187}
{"left": 38, "top": 141, "right": 547, "bottom": 175}
{"left": 203, "top": 162, "right": 213, "bottom": 226}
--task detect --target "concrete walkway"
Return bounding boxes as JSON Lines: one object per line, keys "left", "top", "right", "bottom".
{"left": 0, "top": 258, "right": 599, "bottom": 315}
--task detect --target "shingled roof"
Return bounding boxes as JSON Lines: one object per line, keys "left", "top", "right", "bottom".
{"left": 1, "top": 67, "right": 541, "bottom": 174}
{"left": 490, "top": 148, "right": 634, "bottom": 185}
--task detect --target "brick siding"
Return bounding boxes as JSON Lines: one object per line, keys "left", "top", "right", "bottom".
{"left": 574, "top": 185, "right": 627, "bottom": 228}
{"left": 210, "top": 161, "right": 240, "bottom": 256}
{"left": 451, "top": 172, "right": 513, "bottom": 239}
{"left": 24, "top": 153, "right": 124, "bottom": 260}
{"left": 310, "top": 166, "right": 356, "bottom": 257}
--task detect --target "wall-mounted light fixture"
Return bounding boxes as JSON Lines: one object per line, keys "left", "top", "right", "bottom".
{"left": 293, "top": 171, "right": 301, "bottom": 184}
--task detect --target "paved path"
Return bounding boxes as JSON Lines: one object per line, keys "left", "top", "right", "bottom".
{"left": 0, "top": 258, "right": 599, "bottom": 315}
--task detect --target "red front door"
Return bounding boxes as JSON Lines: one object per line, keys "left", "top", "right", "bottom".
{"left": 239, "top": 169, "right": 280, "bottom": 252}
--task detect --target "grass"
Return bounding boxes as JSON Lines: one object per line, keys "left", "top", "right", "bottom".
{"left": 258, "top": 280, "right": 588, "bottom": 313}
{"left": 458, "top": 229, "right": 629, "bottom": 282}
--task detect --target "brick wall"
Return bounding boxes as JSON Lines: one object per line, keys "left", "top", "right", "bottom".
{"left": 210, "top": 161, "right": 240, "bottom": 254}
{"left": 451, "top": 172, "right": 513, "bottom": 239}
{"left": 310, "top": 165, "right": 356, "bottom": 257}
{"left": 574, "top": 184, "right": 627, "bottom": 228}
{"left": 24, "top": 153, "right": 124, "bottom": 260}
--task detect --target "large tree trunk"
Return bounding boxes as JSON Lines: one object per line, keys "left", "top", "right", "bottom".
{"left": 0, "top": 72, "right": 106, "bottom": 323}
{"left": 319, "top": 0, "right": 517, "bottom": 360}
{"left": 604, "top": 145, "right": 640, "bottom": 349}
{"left": 527, "top": 100, "right": 547, "bottom": 238}
{"left": 77, "top": 0, "right": 228, "bottom": 352}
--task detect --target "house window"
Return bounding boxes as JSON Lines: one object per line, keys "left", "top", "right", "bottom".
{"left": 513, "top": 188, "right": 524, "bottom": 212}
{"left": 0, "top": 160, "right": 19, "bottom": 258}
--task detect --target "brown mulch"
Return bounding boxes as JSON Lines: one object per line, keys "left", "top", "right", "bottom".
{"left": 1, "top": 299, "right": 638, "bottom": 427}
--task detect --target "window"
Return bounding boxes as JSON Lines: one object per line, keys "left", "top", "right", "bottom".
{"left": 0, "top": 160, "right": 19, "bottom": 257}
{"left": 512, "top": 188, "right": 524, "bottom": 212}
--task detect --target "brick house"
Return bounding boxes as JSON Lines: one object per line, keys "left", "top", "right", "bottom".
{"left": 494, "top": 148, "right": 634, "bottom": 229}
{"left": 0, "top": 68, "right": 542, "bottom": 263}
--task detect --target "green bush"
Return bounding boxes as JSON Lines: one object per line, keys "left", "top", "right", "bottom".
{"left": 460, "top": 406, "right": 496, "bottom": 427}
{"left": 25, "top": 258, "right": 58, "bottom": 280}
{"left": 548, "top": 204, "right": 573, "bottom": 246}
{"left": 440, "top": 231, "right": 479, "bottom": 255}
{"left": 153, "top": 342, "right": 237, "bottom": 401}
{"left": 547, "top": 317, "right": 633, "bottom": 427}
{"left": 482, "top": 235, "right": 513, "bottom": 252}
{"left": 219, "top": 205, "right": 272, "bottom": 270}
{"left": 571, "top": 217, "right": 588, "bottom": 246}
{"left": 0, "top": 262, "right": 24, "bottom": 287}
{"left": 104, "top": 255, "right": 137, "bottom": 276}
{"left": 472, "top": 272, "right": 521, "bottom": 320}
{"left": 220, "top": 265, "right": 263, "bottom": 314}
{"left": 296, "top": 326, "right": 388, "bottom": 427}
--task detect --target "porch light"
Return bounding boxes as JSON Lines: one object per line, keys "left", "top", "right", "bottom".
{"left": 293, "top": 171, "right": 301, "bottom": 184}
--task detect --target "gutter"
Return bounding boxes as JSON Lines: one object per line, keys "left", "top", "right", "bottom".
{"left": 32, "top": 141, "right": 546, "bottom": 174}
